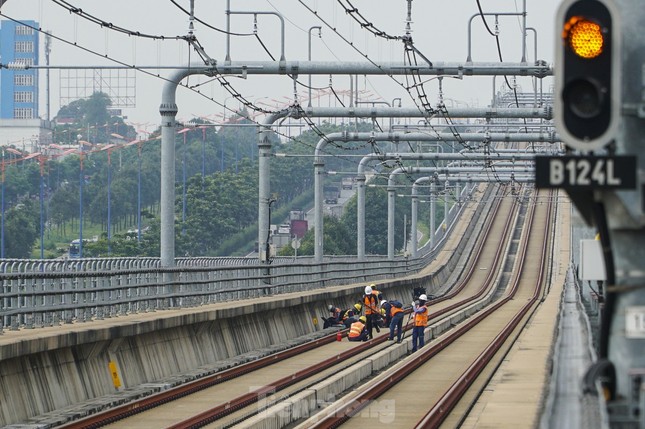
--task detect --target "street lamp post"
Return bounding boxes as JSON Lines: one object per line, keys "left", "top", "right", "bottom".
{"left": 175, "top": 127, "right": 191, "bottom": 236}
{"left": 107, "top": 147, "right": 113, "bottom": 255}
{"left": 77, "top": 134, "right": 84, "bottom": 258}
{"left": 201, "top": 126, "right": 206, "bottom": 188}
{"left": 265, "top": 197, "right": 276, "bottom": 264}
{"left": 137, "top": 141, "right": 142, "bottom": 243}
{"left": 38, "top": 156, "right": 45, "bottom": 259}
{"left": 1, "top": 149, "right": 5, "bottom": 258}
{"left": 179, "top": 129, "right": 188, "bottom": 234}
{"left": 124, "top": 138, "right": 144, "bottom": 244}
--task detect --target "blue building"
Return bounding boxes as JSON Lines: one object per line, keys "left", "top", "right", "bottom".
{"left": 0, "top": 19, "right": 39, "bottom": 120}
{"left": 0, "top": 19, "right": 50, "bottom": 152}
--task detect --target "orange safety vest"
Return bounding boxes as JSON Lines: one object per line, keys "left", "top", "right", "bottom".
{"left": 414, "top": 305, "right": 428, "bottom": 327}
{"left": 391, "top": 306, "right": 404, "bottom": 317}
{"left": 348, "top": 321, "right": 365, "bottom": 338}
{"left": 342, "top": 308, "right": 356, "bottom": 321}
{"left": 363, "top": 291, "right": 380, "bottom": 315}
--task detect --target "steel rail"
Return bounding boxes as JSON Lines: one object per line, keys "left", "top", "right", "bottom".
{"left": 58, "top": 185, "right": 514, "bottom": 429}
{"left": 162, "top": 188, "right": 520, "bottom": 428}
{"left": 58, "top": 332, "right": 341, "bottom": 429}
{"left": 304, "top": 188, "right": 550, "bottom": 428}
{"left": 416, "top": 189, "right": 553, "bottom": 427}
{"left": 409, "top": 184, "right": 517, "bottom": 323}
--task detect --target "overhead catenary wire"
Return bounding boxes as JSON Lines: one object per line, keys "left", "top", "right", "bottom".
{"left": 0, "top": 13, "right": 382, "bottom": 169}
{"left": 50, "top": 0, "right": 190, "bottom": 40}
{"left": 297, "top": 0, "right": 472, "bottom": 154}
{"left": 475, "top": 0, "right": 530, "bottom": 135}
{"left": 2, "top": 7, "right": 540, "bottom": 185}
{"left": 168, "top": 0, "right": 256, "bottom": 36}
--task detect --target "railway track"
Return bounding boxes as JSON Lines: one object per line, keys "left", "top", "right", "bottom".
{"left": 59, "top": 186, "right": 556, "bottom": 429}
{"left": 298, "top": 188, "right": 554, "bottom": 428}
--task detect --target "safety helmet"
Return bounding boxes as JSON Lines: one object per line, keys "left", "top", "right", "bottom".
{"left": 380, "top": 308, "right": 386, "bottom": 316}
{"left": 364, "top": 285, "right": 372, "bottom": 295}
{"left": 359, "top": 316, "right": 367, "bottom": 324}
{"left": 328, "top": 304, "right": 334, "bottom": 311}
{"left": 419, "top": 294, "right": 428, "bottom": 301}
{"left": 354, "top": 303, "right": 362, "bottom": 312}
{"left": 381, "top": 300, "right": 387, "bottom": 306}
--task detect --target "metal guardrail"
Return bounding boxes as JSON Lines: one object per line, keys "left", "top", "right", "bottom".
{"left": 0, "top": 188, "right": 470, "bottom": 334}
{"left": 0, "top": 256, "right": 420, "bottom": 333}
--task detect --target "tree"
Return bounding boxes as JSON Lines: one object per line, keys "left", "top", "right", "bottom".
{"left": 341, "top": 180, "right": 409, "bottom": 255}
{"left": 83, "top": 92, "right": 112, "bottom": 129}
{"left": 48, "top": 184, "right": 78, "bottom": 235}
{"left": 4, "top": 200, "right": 39, "bottom": 258}
{"left": 176, "top": 161, "right": 258, "bottom": 256}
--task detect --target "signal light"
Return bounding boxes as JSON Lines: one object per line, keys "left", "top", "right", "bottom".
{"left": 564, "top": 17, "right": 604, "bottom": 59}
{"left": 554, "top": 0, "right": 620, "bottom": 152}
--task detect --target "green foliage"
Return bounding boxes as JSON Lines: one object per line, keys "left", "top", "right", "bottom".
{"left": 280, "top": 173, "right": 416, "bottom": 258}
{"left": 4, "top": 200, "right": 39, "bottom": 258}
{"left": 340, "top": 178, "right": 409, "bottom": 255}
{"left": 12, "top": 92, "right": 391, "bottom": 258}
{"left": 176, "top": 160, "right": 258, "bottom": 256}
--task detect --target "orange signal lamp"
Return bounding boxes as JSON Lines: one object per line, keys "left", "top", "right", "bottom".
{"left": 564, "top": 16, "right": 604, "bottom": 59}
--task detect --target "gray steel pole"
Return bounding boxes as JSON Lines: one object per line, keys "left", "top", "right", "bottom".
{"left": 304, "top": 107, "right": 550, "bottom": 258}
{"left": 411, "top": 179, "right": 423, "bottom": 258}
{"left": 155, "top": 60, "right": 552, "bottom": 265}
{"left": 267, "top": 106, "right": 552, "bottom": 263}
{"left": 357, "top": 173, "right": 367, "bottom": 260}
{"left": 258, "top": 110, "right": 289, "bottom": 264}
{"left": 300, "top": 106, "right": 552, "bottom": 120}
{"left": 430, "top": 179, "right": 436, "bottom": 249}
{"left": 354, "top": 150, "right": 542, "bottom": 260}
{"left": 160, "top": 66, "right": 205, "bottom": 268}
{"left": 388, "top": 184, "right": 396, "bottom": 259}
{"left": 211, "top": 61, "right": 551, "bottom": 77}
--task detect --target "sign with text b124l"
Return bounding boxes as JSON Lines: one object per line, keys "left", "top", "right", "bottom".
{"left": 535, "top": 155, "right": 637, "bottom": 189}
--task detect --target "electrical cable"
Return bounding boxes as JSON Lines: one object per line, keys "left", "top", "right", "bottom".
{"left": 167, "top": 0, "right": 256, "bottom": 36}
{"left": 336, "top": 0, "right": 402, "bottom": 41}
{"left": 50, "top": 0, "right": 189, "bottom": 40}
{"left": 476, "top": 0, "right": 531, "bottom": 135}
{"left": 6, "top": 9, "right": 517, "bottom": 182}
{"left": 0, "top": 13, "right": 371, "bottom": 168}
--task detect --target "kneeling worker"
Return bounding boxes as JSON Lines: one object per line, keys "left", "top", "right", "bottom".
{"left": 342, "top": 303, "right": 362, "bottom": 328}
{"left": 323, "top": 304, "right": 342, "bottom": 328}
{"left": 348, "top": 316, "right": 369, "bottom": 342}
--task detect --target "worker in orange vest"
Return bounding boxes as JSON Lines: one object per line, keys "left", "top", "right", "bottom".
{"left": 387, "top": 300, "right": 405, "bottom": 342}
{"left": 348, "top": 316, "right": 369, "bottom": 342}
{"left": 362, "top": 285, "right": 382, "bottom": 339}
{"left": 411, "top": 294, "right": 429, "bottom": 352}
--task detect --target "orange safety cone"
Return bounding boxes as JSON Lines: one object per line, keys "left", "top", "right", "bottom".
{"left": 336, "top": 331, "right": 343, "bottom": 341}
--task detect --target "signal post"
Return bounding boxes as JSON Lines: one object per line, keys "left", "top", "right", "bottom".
{"left": 538, "top": 0, "right": 645, "bottom": 424}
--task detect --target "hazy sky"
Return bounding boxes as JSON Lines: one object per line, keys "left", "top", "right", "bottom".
{"left": 1, "top": 0, "right": 561, "bottom": 130}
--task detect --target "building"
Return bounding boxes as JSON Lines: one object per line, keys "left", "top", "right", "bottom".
{"left": 0, "top": 19, "right": 51, "bottom": 151}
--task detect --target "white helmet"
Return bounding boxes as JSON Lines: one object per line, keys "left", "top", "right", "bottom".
{"left": 419, "top": 294, "right": 428, "bottom": 301}
{"left": 364, "top": 285, "right": 373, "bottom": 295}
{"left": 328, "top": 304, "right": 334, "bottom": 311}
{"left": 381, "top": 300, "right": 387, "bottom": 306}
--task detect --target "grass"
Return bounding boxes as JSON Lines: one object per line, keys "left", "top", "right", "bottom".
{"left": 31, "top": 222, "right": 127, "bottom": 259}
